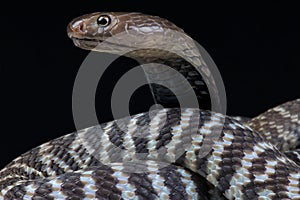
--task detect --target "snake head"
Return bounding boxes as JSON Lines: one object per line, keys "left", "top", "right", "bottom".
{"left": 67, "top": 12, "right": 188, "bottom": 55}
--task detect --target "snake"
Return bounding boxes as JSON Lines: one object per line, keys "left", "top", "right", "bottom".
{"left": 1, "top": 12, "right": 300, "bottom": 200}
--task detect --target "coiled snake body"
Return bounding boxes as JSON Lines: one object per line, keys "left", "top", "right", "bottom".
{"left": 1, "top": 12, "right": 300, "bottom": 200}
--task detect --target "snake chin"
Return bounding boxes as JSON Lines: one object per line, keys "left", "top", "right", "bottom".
{"left": 71, "top": 36, "right": 138, "bottom": 55}
{"left": 71, "top": 37, "right": 100, "bottom": 50}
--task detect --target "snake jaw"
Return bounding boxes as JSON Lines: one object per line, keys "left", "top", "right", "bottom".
{"left": 70, "top": 37, "right": 101, "bottom": 50}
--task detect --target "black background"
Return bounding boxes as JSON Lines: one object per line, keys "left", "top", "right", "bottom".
{"left": 1, "top": 2, "right": 300, "bottom": 168}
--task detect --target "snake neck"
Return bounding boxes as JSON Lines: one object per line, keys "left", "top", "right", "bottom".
{"left": 124, "top": 49, "right": 211, "bottom": 110}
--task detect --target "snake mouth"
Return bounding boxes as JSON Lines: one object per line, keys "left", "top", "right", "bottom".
{"left": 70, "top": 37, "right": 103, "bottom": 50}
{"left": 70, "top": 35, "right": 137, "bottom": 53}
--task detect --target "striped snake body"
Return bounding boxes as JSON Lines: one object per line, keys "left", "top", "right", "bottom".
{"left": 1, "top": 12, "right": 300, "bottom": 200}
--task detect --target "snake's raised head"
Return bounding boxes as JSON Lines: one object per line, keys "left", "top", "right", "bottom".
{"left": 67, "top": 12, "right": 186, "bottom": 54}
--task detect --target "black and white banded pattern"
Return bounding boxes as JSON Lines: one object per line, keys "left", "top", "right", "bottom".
{"left": 1, "top": 101, "right": 300, "bottom": 199}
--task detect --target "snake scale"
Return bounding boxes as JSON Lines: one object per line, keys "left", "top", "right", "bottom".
{"left": 1, "top": 12, "right": 300, "bottom": 200}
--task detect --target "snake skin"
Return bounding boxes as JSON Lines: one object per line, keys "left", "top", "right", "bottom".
{"left": 1, "top": 103, "right": 300, "bottom": 199}
{"left": 1, "top": 12, "right": 300, "bottom": 200}
{"left": 248, "top": 99, "right": 300, "bottom": 152}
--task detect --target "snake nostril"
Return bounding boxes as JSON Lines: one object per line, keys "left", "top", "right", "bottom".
{"left": 79, "top": 22, "right": 86, "bottom": 33}
{"left": 71, "top": 20, "right": 86, "bottom": 34}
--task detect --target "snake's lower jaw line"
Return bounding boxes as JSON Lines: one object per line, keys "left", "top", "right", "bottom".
{"left": 71, "top": 37, "right": 99, "bottom": 50}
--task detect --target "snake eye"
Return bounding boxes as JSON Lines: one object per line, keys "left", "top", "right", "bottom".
{"left": 97, "top": 15, "right": 111, "bottom": 27}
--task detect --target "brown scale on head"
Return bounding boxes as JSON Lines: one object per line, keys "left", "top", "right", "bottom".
{"left": 67, "top": 12, "right": 185, "bottom": 55}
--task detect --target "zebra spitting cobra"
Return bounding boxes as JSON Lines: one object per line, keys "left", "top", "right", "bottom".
{"left": 1, "top": 12, "right": 300, "bottom": 200}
